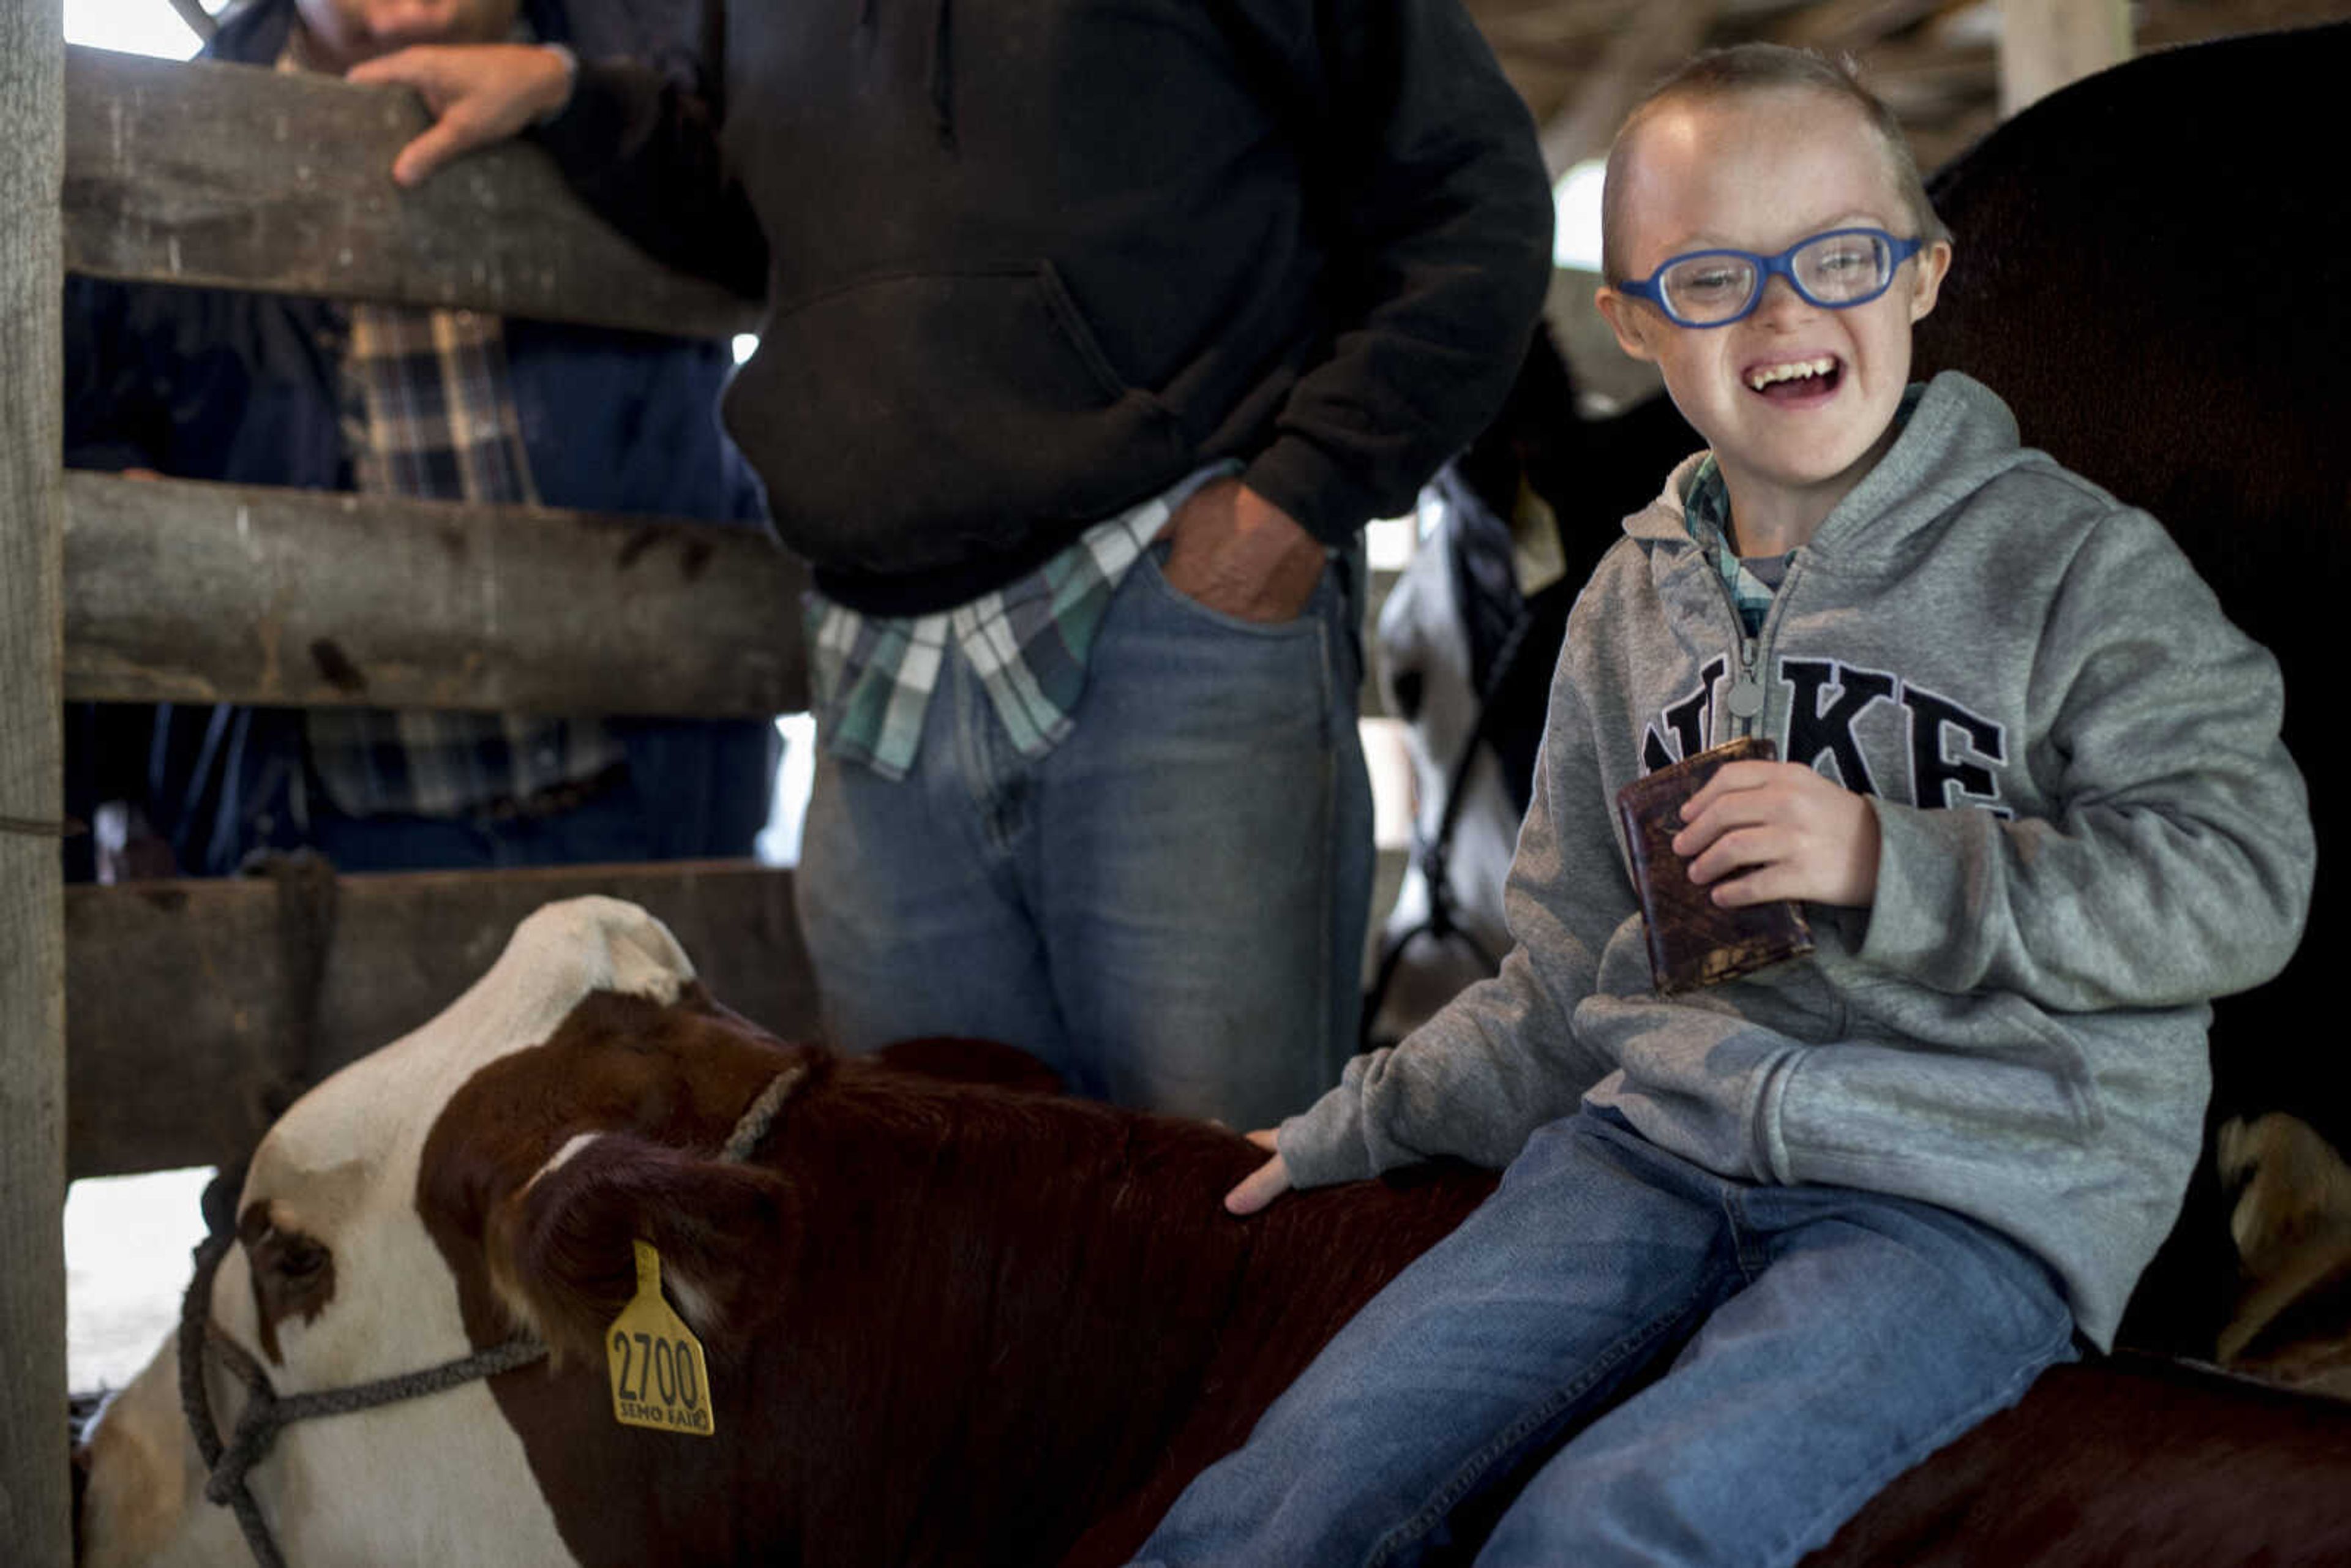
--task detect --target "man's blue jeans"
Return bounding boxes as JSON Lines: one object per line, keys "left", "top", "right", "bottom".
{"left": 795, "top": 544, "right": 1374, "bottom": 1130}
{"left": 1134, "top": 1109, "right": 2078, "bottom": 1567}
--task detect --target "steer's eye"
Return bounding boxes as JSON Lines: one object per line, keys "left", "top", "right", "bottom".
{"left": 238, "top": 1203, "right": 340, "bottom": 1356}
{"left": 274, "top": 1236, "right": 328, "bottom": 1280}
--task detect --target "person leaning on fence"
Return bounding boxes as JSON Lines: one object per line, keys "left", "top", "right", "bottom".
{"left": 61, "top": 0, "right": 778, "bottom": 882}
{"left": 1125, "top": 43, "right": 2315, "bottom": 1567}
{"left": 344, "top": 0, "right": 1558, "bottom": 1130}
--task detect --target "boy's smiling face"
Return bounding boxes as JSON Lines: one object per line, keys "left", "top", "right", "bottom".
{"left": 1597, "top": 87, "right": 1951, "bottom": 549}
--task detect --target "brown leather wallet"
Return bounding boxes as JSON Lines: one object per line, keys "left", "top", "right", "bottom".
{"left": 1615, "top": 737, "right": 1815, "bottom": 994}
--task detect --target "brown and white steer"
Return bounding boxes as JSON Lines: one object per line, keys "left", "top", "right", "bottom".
{"left": 78, "top": 897, "right": 2351, "bottom": 1567}
{"left": 74, "top": 896, "right": 1490, "bottom": 1568}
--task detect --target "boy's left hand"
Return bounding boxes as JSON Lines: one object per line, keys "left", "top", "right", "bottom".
{"left": 1224, "top": 1130, "right": 1293, "bottom": 1216}
{"left": 1673, "top": 760, "right": 1880, "bottom": 908}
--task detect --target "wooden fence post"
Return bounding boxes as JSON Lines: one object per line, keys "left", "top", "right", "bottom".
{"left": 0, "top": 0, "right": 71, "bottom": 1561}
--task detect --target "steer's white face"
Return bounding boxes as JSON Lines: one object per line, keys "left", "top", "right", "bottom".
{"left": 77, "top": 898, "right": 699, "bottom": 1568}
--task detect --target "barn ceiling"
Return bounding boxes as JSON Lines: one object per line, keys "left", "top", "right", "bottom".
{"left": 1468, "top": 0, "right": 2351, "bottom": 178}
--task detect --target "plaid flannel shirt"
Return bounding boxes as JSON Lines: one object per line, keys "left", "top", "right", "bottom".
{"left": 808, "top": 462, "right": 1238, "bottom": 780}
{"left": 291, "top": 35, "right": 624, "bottom": 822}
{"left": 1681, "top": 455, "right": 1782, "bottom": 637}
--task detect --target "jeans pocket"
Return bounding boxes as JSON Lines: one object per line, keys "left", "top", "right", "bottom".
{"left": 1135, "top": 539, "right": 1327, "bottom": 639}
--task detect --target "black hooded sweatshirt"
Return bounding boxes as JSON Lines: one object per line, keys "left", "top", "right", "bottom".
{"left": 538, "top": 0, "right": 1554, "bottom": 614}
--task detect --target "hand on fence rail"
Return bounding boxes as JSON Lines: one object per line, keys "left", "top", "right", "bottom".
{"left": 348, "top": 43, "right": 573, "bottom": 187}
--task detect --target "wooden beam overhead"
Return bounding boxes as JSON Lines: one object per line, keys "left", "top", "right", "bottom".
{"left": 63, "top": 471, "right": 811, "bottom": 718}
{"left": 62, "top": 45, "right": 760, "bottom": 338}
{"left": 1536, "top": 0, "right": 1720, "bottom": 175}
{"left": 1483, "top": 4, "right": 1652, "bottom": 52}
{"left": 1770, "top": 0, "right": 1952, "bottom": 49}
{"left": 1859, "top": 38, "right": 2001, "bottom": 107}
{"left": 2, "top": 1, "right": 73, "bottom": 1558}
{"left": 67, "top": 863, "right": 821, "bottom": 1180}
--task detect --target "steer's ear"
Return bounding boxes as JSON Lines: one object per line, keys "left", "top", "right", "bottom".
{"left": 489, "top": 1131, "right": 794, "bottom": 1365}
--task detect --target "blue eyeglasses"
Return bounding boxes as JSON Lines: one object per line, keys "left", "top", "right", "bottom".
{"left": 1617, "top": 228, "right": 1924, "bottom": 328}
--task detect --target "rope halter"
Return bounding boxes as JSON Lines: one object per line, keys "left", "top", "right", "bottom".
{"left": 174, "top": 1056, "right": 811, "bottom": 1568}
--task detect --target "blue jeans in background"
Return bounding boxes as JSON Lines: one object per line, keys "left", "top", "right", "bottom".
{"left": 1133, "top": 1108, "right": 2077, "bottom": 1568}
{"left": 294, "top": 713, "right": 777, "bottom": 871}
{"left": 794, "top": 543, "right": 1373, "bottom": 1130}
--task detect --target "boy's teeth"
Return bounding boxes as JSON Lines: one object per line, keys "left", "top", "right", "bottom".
{"left": 1747, "top": 356, "right": 1836, "bottom": 391}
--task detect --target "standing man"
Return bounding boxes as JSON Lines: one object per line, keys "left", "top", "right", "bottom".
{"left": 66, "top": 0, "right": 776, "bottom": 880}
{"left": 354, "top": 0, "right": 1556, "bottom": 1128}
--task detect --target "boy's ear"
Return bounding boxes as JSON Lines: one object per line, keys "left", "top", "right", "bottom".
{"left": 1907, "top": 239, "right": 1954, "bottom": 323}
{"left": 1594, "top": 285, "right": 1659, "bottom": 364}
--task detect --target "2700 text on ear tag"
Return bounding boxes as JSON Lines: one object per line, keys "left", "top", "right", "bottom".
{"left": 605, "top": 1240, "right": 716, "bottom": 1436}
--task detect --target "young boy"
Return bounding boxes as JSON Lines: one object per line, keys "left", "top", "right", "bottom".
{"left": 1129, "top": 43, "right": 2315, "bottom": 1568}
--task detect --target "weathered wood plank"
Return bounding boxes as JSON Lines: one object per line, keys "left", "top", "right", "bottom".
{"left": 1536, "top": 0, "right": 1717, "bottom": 176}
{"left": 67, "top": 863, "right": 821, "bottom": 1180}
{"left": 63, "top": 471, "right": 809, "bottom": 717}
{"left": 62, "top": 45, "right": 760, "bottom": 338}
{"left": 1, "top": 0, "right": 72, "bottom": 1559}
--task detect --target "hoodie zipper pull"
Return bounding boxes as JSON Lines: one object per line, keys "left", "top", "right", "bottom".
{"left": 1727, "top": 638, "right": 1766, "bottom": 727}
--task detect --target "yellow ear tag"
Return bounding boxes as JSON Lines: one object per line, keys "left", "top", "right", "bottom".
{"left": 604, "top": 1240, "right": 716, "bottom": 1437}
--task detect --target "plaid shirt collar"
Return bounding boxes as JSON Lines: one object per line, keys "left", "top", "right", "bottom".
{"left": 1680, "top": 384, "right": 1925, "bottom": 638}
{"left": 807, "top": 462, "right": 1240, "bottom": 780}
{"left": 1681, "top": 456, "right": 1779, "bottom": 638}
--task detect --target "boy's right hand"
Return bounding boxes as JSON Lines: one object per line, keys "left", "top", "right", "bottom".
{"left": 1673, "top": 758, "right": 1881, "bottom": 908}
{"left": 1225, "top": 1130, "right": 1293, "bottom": 1215}
{"left": 347, "top": 44, "right": 576, "bottom": 187}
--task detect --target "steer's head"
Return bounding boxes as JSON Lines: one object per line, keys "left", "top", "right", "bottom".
{"left": 77, "top": 896, "right": 741, "bottom": 1568}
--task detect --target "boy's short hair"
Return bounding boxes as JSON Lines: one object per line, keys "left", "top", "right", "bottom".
{"left": 1600, "top": 43, "right": 1950, "bottom": 285}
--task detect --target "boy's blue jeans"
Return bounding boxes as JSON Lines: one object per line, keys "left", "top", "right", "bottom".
{"left": 1134, "top": 1108, "right": 2078, "bottom": 1568}
{"left": 795, "top": 544, "right": 1373, "bottom": 1131}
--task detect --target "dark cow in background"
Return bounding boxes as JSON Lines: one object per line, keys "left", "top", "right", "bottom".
{"left": 75, "top": 24, "right": 2351, "bottom": 1567}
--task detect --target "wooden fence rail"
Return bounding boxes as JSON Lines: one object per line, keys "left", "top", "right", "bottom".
{"left": 65, "top": 471, "right": 810, "bottom": 716}
{"left": 68, "top": 861, "right": 818, "bottom": 1180}
{"left": 64, "top": 43, "right": 760, "bottom": 339}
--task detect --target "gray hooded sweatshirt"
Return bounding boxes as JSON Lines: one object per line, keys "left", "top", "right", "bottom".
{"left": 1280, "top": 372, "right": 2314, "bottom": 1348}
